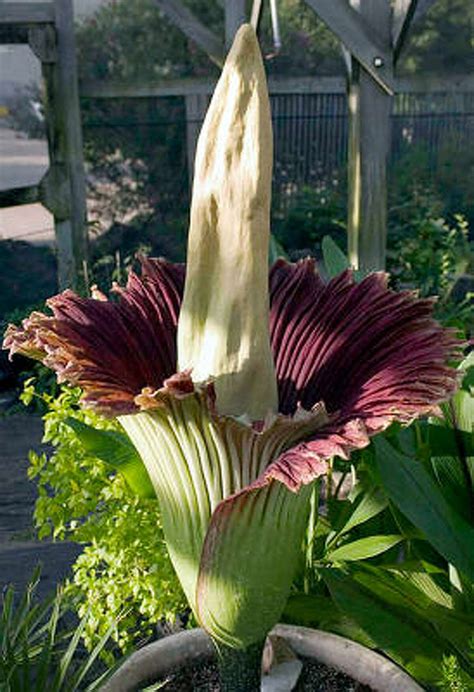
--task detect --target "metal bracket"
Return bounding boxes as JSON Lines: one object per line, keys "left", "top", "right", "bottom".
{"left": 39, "top": 165, "right": 71, "bottom": 220}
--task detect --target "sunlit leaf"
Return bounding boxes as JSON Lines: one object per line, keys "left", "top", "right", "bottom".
{"left": 327, "top": 535, "right": 403, "bottom": 563}
{"left": 321, "top": 235, "right": 349, "bottom": 278}
{"left": 374, "top": 436, "right": 474, "bottom": 580}
{"left": 322, "top": 566, "right": 458, "bottom": 683}
{"left": 66, "top": 418, "right": 155, "bottom": 499}
{"left": 338, "top": 486, "right": 388, "bottom": 536}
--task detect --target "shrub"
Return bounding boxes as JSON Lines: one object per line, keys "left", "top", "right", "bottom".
{"left": 272, "top": 181, "right": 347, "bottom": 259}
{"left": 24, "top": 383, "right": 185, "bottom": 654}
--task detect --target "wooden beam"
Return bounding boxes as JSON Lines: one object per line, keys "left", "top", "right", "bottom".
{"left": 397, "top": 73, "right": 474, "bottom": 93}
{"left": 184, "top": 93, "right": 209, "bottom": 185}
{"left": 0, "top": 2, "right": 54, "bottom": 25}
{"left": 80, "top": 76, "right": 349, "bottom": 99}
{"left": 51, "top": 0, "right": 88, "bottom": 290}
{"left": 154, "top": 0, "right": 224, "bottom": 66}
{"left": 224, "top": 0, "right": 246, "bottom": 47}
{"left": 28, "top": 24, "right": 57, "bottom": 63}
{"left": 80, "top": 73, "right": 474, "bottom": 100}
{"left": 303, "top": 0, "right": 393, "bottom": 92}
{"left": 250, "top": 0, "right": 264, "bottom": 31}
{"left": 80, "top": 78, "right": 216, "bottom": 99}
{"left": 0, "top": 185, "right": 40, "bottom": 208}
{"left": 413, "top": 0, "right": 438, "bottom": 22}
{"left": 347, "top": 0, "right": 392, "bottom": 272}
{"left": 392, "top": 0, "right": 418, "bottom": 62}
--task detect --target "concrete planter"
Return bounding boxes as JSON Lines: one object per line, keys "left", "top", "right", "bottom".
{"left": 102, "top": 624, "right": 423, "bottom": 691}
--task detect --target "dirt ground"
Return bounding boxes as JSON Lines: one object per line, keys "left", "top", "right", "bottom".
{"left": 0, "top": 413, "right": 81, "bottom": 599}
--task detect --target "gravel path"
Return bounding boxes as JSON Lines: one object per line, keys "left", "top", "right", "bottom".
{"left": 0, "top": 414, "right": 81, "bottom": 599}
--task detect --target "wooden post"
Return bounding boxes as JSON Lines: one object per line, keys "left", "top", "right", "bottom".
{"left": 346, "top": 0, "right": 392, "bottom": 271}
{"left": 28, "top": 0, "right": 88, "bottom": 290}
{"left": 185, "top": 93, "right": 209, "bottom": 189}
{"left": 224, "top": 0, "right": 246, "bottom": 47}
{"left": 53, "top": 0, "right": 88, "bottom": 289}
{"left": 154, "top": 0, "right": 224, "bottom": 66}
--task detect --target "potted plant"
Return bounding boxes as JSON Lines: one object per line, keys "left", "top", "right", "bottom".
{"left": 4, "top": 25, "right": 460, "bottom": 691}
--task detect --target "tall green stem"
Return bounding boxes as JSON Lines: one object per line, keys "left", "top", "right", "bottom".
{"left": 214, "top": 640, "right": 265, "bottom": 692}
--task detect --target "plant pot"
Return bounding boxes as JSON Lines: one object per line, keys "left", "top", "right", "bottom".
{"left": 102, "top": 624, "right": 423, "bottom": 692}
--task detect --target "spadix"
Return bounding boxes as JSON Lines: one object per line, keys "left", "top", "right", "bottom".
{"left": 177, "top": 25, "right": 278, "bottom": 421}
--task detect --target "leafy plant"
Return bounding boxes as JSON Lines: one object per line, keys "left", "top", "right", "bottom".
{"left": 440, "top": 643, "right": 474, "bottom": 692}
{"left": 23, "top": 383, "right": 185, "bottom": 654}
{"left": 388, "top": 209, "right": 473, "bottom": 333}
{"left": 0, "top": 568, "right": 121, "bottom": 691}
{"left": 285, "top": 355, "right": 474, "bottom": 688}
{"left": 273, "top": 182, "right": 347, "bottom": 259}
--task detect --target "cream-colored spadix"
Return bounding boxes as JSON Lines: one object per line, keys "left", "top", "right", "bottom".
{"left": 177, "top": 24, "right": 278, "bottom": 420}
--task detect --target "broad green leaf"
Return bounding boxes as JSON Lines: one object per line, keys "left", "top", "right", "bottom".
{"left": 338, "top": 486, "right": 388, "bottom": 536}
{"left": 352, "top": 565, "right": 474, "bottom": 671}
{"left": 430, "top": 454, "right": 472, "bottom": 522}
{"left": 327, "top": 535, "right": 403, "bottom": 563}
{"left": 379, "top": 560, "right": 445, "bottom": 576}
{"left": 390, "top": 568, "right": 452, "bottom": 609}
{"left": 374, "top": 436, "right": 474, "bottom": 580}
{"left": 197, "top": 481, "right": 314, "bottom": 648}
{"left": 426, "top": 425, "right": 474, "bottom": 458}
{"left": 321, "top": 235, "right": 349, "bottom": 278}
{"left": 282, "top": 593, "right": 374, "bottom": 647}
{"left": 66, "top": 418, "right": 155, "bottom": 499}
{"left": 322, "top": 567, "right": 459, "bottom": 683}
{"left": 321, "top": 235, "right": 369, "bottom": 282}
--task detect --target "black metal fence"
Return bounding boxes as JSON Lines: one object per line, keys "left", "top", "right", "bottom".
{"left": 270, "top": 90, "right": 474, "bottom": 201}
{"left": 80, "top": 87, "right": 474, "bottom": 226}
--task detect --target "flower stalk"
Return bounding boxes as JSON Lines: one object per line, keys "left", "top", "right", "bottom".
{"left": 215, "top": 640, "right": 266, "bottom": 692}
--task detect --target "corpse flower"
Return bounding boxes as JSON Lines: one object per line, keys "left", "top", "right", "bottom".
{"left": 4, "top": 25, "right": 460, "bottom": 691}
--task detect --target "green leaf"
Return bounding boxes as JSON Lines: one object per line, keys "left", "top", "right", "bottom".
{"left": 374, "top": 436, "right": 474, "bottom": 580}
{"left": 430, "top": 454, "right": 472, "bottom": 522}
{"left": 66, "top": 418, "right": 155, "bottom": 499}
{"left": 338, "top": 486, "right": 388, "bottom": 536}
{"left": 282, "top": 593, "right": 374, "bottom": 647}
{"left": 459, "top": 351, "right": 474, "bottom": 393}
{"left": 322, "top": 566, "right": 454, "bottom": 683}
{"left": 353, "top": 565, "right": 474, "bottom": 671}
{"left": 197, "top": 481, "right": 314, "bottom": 648}
{"left": 269, "top": 234, "right": 288, "bottom": 264}
{"left": 321, "top": 235, "right": 349, "bottom": 278}
{"left": 426, "top": 424, "right": 474, "bottom": 458}
{"left": 327, "top": 535, "right": 403, "bottom": 563}
{"left": 390, "top": 568, "right": 453, "bottom": 609}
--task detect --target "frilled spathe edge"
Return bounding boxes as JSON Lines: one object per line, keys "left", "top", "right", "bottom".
{"left": 4, "top": 256, "right": 462, "bottom": 430}
{"left": 3, "top": 259, "right": 185, "bottom": 416}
